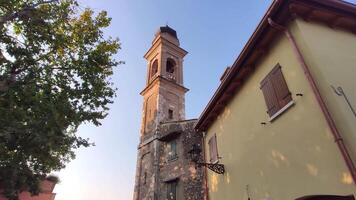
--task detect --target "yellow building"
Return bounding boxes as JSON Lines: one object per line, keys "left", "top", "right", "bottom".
{"left": 195, "top": 0, "right": 356, "bottom": 200}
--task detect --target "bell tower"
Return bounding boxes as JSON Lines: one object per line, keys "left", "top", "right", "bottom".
{"left": 140, "top": 25, "right": 188, "bottom": 138}
{"left": 134, "top": 26, "right": 204, "bottom": 200}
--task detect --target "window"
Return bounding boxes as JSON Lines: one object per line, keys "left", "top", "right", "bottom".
{"left": 143, "top": 172, "right": 147, "bottom": 184}
{"left": 260, "top": 64, "right": 293, "bottom": 119}
{"left": 166, "top": 58, "right": 175, "bottom": 73}
{"left": 166, "top": 180, "right": 177, "bottom": 200}
{"left": 168, "top": 109, "right": 173, "bottom": 120}
{"left": 168, "top": 140, "right": 177, "bottom": 160}
{"left": 208, "top": 134, "right": 218, "bottom": 163}
{"left": 151, "top": 59, "right": 158, "bottom": 78}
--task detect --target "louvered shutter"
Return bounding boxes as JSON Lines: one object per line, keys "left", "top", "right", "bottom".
{"left": 209, "top": 134, "right": 218, "bottom": 163}
{"left": 208, "top": 137, "right": 213, "bottom": 162}
{"left": 260, "top": 76, "right": 280, "bottom": 117}
{"left": 270, "top": 65, "right": 292, "bottom": 108}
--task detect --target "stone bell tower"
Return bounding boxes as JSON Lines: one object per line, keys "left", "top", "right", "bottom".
{"left": 133, "top": 26, "right": 204, "bottom": 200}
{"left": 140, "top": 26, "right": 188, "bottom": 138}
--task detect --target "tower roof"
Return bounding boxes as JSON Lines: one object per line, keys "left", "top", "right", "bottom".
{"left": 156, "top": 25, "right": 177, "bottom": 39}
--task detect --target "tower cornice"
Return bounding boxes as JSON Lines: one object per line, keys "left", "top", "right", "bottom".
{"left": 140, "top": 75, "right": 189, "bottom": 96}
{"left": 144, "top": 36, "right": 188, "bottom": 60}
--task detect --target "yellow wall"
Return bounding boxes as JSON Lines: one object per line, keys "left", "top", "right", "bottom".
{"left": 204, "top": 21, "right": 355, "bottom": 200}
{"left": 293, "top": 19, "right": 356, "bottom": 166}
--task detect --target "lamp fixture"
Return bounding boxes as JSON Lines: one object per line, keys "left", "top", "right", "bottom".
{"left": 188, "top": 144, "right": 225, "bottom": 174}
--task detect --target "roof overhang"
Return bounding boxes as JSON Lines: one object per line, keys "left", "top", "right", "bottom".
{"left": 195, "top": 0, "right": 356, "bottom": 131}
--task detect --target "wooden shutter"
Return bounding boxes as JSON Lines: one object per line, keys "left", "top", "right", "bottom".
{"left": 260, "top": 64, "right": 292, "bottom": 117}
{"left": 208, "top": 134, "right": 218, "bottom": 163}
{"left": 270, "top": 64, "right": 292, "bottom": 108}
{"left": 260, "top": 77, "right": 280, "bottom": 117}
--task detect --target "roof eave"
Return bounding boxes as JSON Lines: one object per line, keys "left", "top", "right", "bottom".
{"left": 195, "top": 0, "right": 285, "bottom": 131}
{"left": 195, "top": 0, "right": 356, "bottom": 131}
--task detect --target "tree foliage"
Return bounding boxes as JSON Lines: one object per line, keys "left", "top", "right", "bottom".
{"left": 0, "top": 0, "right": 121, "bottom": 199}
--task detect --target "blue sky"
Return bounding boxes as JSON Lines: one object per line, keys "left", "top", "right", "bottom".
{"left": 53, "top": 0, "right": 356, "bottom": 199}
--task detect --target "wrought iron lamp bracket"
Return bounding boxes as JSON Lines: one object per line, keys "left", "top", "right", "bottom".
{"left": 331, "top": 85, "right": 356, "bottom": 117}
{"left": 196, "top": 162, "right": 225, "bottom": 174}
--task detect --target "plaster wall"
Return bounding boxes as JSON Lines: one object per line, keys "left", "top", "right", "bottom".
{"left": 293, "top": 18, "right": 356, "bottom": 165}
{"left": 204, "top": 22, "right": 355, "bottom": 200}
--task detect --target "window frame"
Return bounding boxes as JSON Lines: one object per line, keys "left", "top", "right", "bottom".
{"left": 166, "top": 58, "right": 175, "bottom": 74}
{"left": 208, "top": 134, "right": 219, "bottom": 163}
{"left": 143, "top": 172, "right": 147, "bottom": 185}
{"left": 168, "top": 109, "right": 173, "bottom": 120}
{"left": 150, "top": 59, "right": 158, "bottom": 79}
{"left": 166, "top": 180, "right": 178, "bottom": 200}
{"left": 167, "top": 139, "right": 178, "bottom": 161}
{"left": 260, "top": 64, "right": 294, "bottom": 121}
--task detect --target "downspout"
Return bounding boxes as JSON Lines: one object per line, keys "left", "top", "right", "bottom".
{"left": 202, "top": 132, "right": 210, "bottom": 200}
{"left": 267, "top": 18, "right": 356, "bottom": 184}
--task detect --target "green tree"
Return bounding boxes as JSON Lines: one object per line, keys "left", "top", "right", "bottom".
{"left": 0, "top": 0, "right": 121, "bottom": 199}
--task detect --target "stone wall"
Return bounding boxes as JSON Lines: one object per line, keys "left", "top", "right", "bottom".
{"left": 133, "top": 119, "right": 205, "bottom": 200}
{"left": 158, "top": 119, "right": 205, "bottom": 200}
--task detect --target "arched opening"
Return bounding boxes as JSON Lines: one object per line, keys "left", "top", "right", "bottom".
{"left": 166, "top": 58, "right": 175, "bottom": 74}
{"left": 151, "top": 59, "right": 158, "bottom": 79}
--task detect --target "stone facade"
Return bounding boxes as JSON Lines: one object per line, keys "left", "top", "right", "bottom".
{"left": 134, "top": 120, "right": 205, "bottom": 200}
{"left": 133, "top": 26, "right": 205, "bottom": 200}
{"left": 158, "top": 120, "right": 205, "bottom": 200}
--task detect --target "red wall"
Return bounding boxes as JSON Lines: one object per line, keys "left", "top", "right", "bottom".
{"left": 0, "top": 180, "right": 56, "bottom": 200}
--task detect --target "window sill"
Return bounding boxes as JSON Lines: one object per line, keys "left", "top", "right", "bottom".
{"left": 269, "top": 100, "right": 295, "bottom": 122}
{"left": 210, "top": 159, "right": 219, "bottom": 164}
{"left": 167, "top": 156, "right": 178, "bottom": 162}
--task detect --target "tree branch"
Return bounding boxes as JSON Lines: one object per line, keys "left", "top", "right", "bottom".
{"left": 0, "top": 0, "right": 59, "bottom": 26}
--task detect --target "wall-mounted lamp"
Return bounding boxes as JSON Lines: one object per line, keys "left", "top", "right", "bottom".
{"left": 188, "top": 144, "right": 225, "bottom": 174}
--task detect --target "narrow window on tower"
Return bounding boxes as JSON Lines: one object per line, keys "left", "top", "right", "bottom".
{"left": 168, "top": 109, "right": 173, "bottom": 120}
{"left": 166, "top": 180, "right": 178, "bottom": 200}
{"left": 166, "top": 58, "right": 176, "bottom": 82}
{"left": 143, "top": 172, "right": 147, "bottom": 184}
{"left": 150, "top": 59, "right": 158, "bottom": 80}
{"left": 168, "top": 140, "right": 177, "bottom": 161}
{"left": 166, "top": 58, "right": 175, "bottom": 73}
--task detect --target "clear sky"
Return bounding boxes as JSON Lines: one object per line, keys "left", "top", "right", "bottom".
{"left": 53, "top": 0, "right": 356, "bottom": 199}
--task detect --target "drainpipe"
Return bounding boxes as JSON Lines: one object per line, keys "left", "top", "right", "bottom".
{"left": 267, "top": 18, "right": 356, "bottom": 184}
{"left": 202, "top": 131, "right": 210, "bottom": 200}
